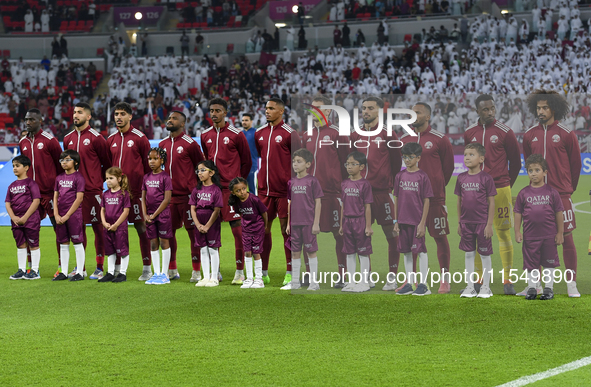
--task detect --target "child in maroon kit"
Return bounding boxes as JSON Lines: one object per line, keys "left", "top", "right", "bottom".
{"left": 514, "top": 154, "right": 564, "bottom": 301}
{"left": 99, "top": 167, "right": 131, "bottom": 283}
{"left": 282, "top": 148, "right": 323, "bottom": 291}
{"left": 339, "top": 151, "right": 374, "bottom": 293}
{"left": 6, "top": 155, "right": 41, "bottom": 280}
{"left": 393, "top": 143, "right": 434, "bottom": 296}
{"left": 229, "top": 177, "right": 268, "bottom": 289}
{"left": 142, "top": 148, "right": 172, "bottom": 285}
{"left": 456, "top": 143, "right": 497, "bottom": 299}
{"left": 190, "top": 160, "right": 223, "bottom": 288}
{"left": 53, "top": 149, "right": 86, "bottom": 282}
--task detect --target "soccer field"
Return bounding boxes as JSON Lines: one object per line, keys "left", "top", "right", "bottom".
{"left": 1, "top": 175, "right": 591, "bottom": 386}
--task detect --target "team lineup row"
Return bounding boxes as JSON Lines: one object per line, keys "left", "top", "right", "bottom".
{"left": 6, "top": 92, "right": 583, "bottom": 297}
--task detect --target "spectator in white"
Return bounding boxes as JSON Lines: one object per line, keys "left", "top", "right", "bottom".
{"left": 117, "top": 37, "right": 126, "bottom": 57}
{"left": 506, "top": 16, "right": 518, "bottom": 43}
{"left": 337, "top": 0, "right": 345, "bottom": 20}
{"left": 329, "top": 4, "right": 337, "bottom": 21}
{"left": 570, "top": 14, "right": 582, "bottom": 40}
{"left": 281, "top": 46, "right": 291, "bottom": 63}
{"left": 559, "top": 2, "right": 570, "bottom": 20}
{"left": 4, "top": 77, "right": 13, "bottom": 93}
{"left": 545, "top": 9, "right": 553, "bottom": 32}
{"left": 24, "top": 10, "right": 34, "bottom": 33}
{"left": 286, "top": 26, "right": 295, "bottom": 50}
{"left": 519, "top": 20, "right": 529, "bottom": 39}
{"left": 447, "top": 111, "right": 462, "bottom": 133}
{"left": 537, "top": 15, "right": 546, "bottom": 37}
{"left": 88, "top": 0, "right": 96, "bottom": 20}
{"left": 40, "top": 10, "right": 50, "bottom": 33}
{"left": 531, "top": 5, "right": 541, "bottom": 33}
{"left": 213, "top": 53, "right": 223, "bottom": 68}
{"left": 557, "top": 15, "right": 569, "bottom": 40}
{"left": 38, "top": 65, "right": 47, "bottom": 89}
{"left": 571, "top": 4, "right": 580, "bottom": 18}
{"left": 382, "top": 19, "right": 389, "bottom": 42}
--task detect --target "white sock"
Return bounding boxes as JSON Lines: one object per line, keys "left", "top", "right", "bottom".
{"left": 308, "top": 257, "right": 318, "bottom": 284}
{"left": 107, "top": 254, "right": 116, "bottom": 275}
{"left": 254, "top": 259, "right": 262, "bottom": 280}
{"left": 262, "top": 269, "right": 268, "bottom": 276}
{"left": 285, "top": 270, "right": 291, "bottom": 275}
{"left": 236, "top": 269, "right": 244, "bottom": 276}
{"left": 143, "top": 264, "right": 152, "bottom": 273}
{"left": 209, "top": 248, "right": 220, "bottom": 281}
{"left": 30, "top": 249, "right": 40, "bottom": 272}
{"left": 359, "top": 255, "right": 370, "bottom": 285}
{"left": 292, "top": 258, "right": 301, "bottom": 285}
{"left": 60, "top": 245, "right": 70, "bottom": 274}
{"left": 17, "top": 248, "right": 27, "bottom": 271}
{"left": 115, "top": 264, "right": 121, "bottom": 273}
{"left": 545, "top": 267, "right": 555, "bottom": 289}
{"left": 418, "top": 252, "right": 429, "bottom": 285}
{"left": 120, "top": 255, "right": 129, "bottom": 275}
{"left": 465, "top": 251, "right": 475, "bottom": 286}
{"left": 403, "top": 252, "right": 413, "bottom": 285}
{"left": 162, "top": 248, "right": 171, "bottom": 275}
{"left": 346, "top": 254, "right": 356, "bottom": 283}
{"left": 74, "top": 244, "right": 85, "bottom": 275}
{"left": 200, "top": 246, "right": 210, "bottom": 280}
{"left": 151, "top": 251, "right": 160, "bottom": 274}
{"left": 245, "top": 257, "right": 253, "bottom": 280}
{"left": 528, "top": 270, "right": 537, "bottom": 289}
{"left": 480, "top": 255, "right": 492, "bottom": 287}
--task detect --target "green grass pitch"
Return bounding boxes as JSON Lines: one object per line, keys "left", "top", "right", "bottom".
{"left": 1, "top": 176, "right": 591, "bottom": 386}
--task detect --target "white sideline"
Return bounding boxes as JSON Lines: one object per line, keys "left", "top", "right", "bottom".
{"left": 496, "top": 356, "right": 591, "bottom": 386}
{"left": 573, "top": 201, "right": 591, "bottom": 215}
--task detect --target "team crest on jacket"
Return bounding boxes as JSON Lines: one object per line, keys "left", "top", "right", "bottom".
{"left": 490, "top": 135, "right": 498, "bottom": 144}
{"left": 275, "top": 135, "right": 283, "bottom": 143}
{"left": 323, "top": 135, "right": 330, "bottom": 141}
{"left": 424, "top": 141, "right": 433, "bottom": 149}
{"left": 127, "top": 140, "right": 134, "bottom": 147}
{"left": 552, "top": 134, "right": 560, "bottom": 143}
{"left": 223, "top": 136, "right": 230, "bottom": 144}
{"left": 37, "top": 143, "right": 44, "bottom": 150}
{"left": 177, "top": 146, "right": 184, "bottom": 153}
{"left": 83, "top": 139, "right": 90, "bottom": 146}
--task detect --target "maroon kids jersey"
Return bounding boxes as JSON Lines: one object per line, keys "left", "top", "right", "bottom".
{"left": 5, "top": 177, "right": 41, "bottom": 230}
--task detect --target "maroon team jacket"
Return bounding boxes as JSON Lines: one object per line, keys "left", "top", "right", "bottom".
{"left": 464, "top": 119, "right": 521, "bottom": 189}
{"left": 19, "top": 129, "right": 62, "bottom": 198}
{"left": 63, "top": 126, "right": 112, "bottom": 194}
{"left": 107, "top": 126, "right": 151, "bottom": 197}
{"left": 255, "top": 120, "right": 302, "bottom": 197}
{"left": 159, "top": 132, "right": 204, "bottom": 203}
{"left": 523, "top": 120, "right": 581, "bottom": 196}
{"left": 201, "top": 122, "right": 252, "bottom": 190}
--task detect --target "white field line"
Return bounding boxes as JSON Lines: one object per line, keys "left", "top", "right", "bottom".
{"left": 496, "top": 356, "right": 591, "bottom": 387}
{"left": 573, "top": 201, "right": 591, "bottom": 215}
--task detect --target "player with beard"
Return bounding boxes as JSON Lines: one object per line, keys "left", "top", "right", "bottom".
{"left": 19, "top": 108, "right": 63, "bottom": 273}
{"left": 302, "top": 94, "right": 350, "bottom": 287}
{"left": 255, "top": 98, "right": 302, "bottom": 285}
{"left": 464, "top": 94, "right": 521, "bottom": 295}
{"left": 201, "top": 98, "right": 251, "bottom": 285}
{"left": 107, "top": 102, "right": 152, "bottom": 279}
{"left": 159, "top": 110, "right": 205, "bottom": 281}
{"left": 399, "top": 102, "right": 454, "bottom": 294}
{"left": 63, "top": 102, "right": 112, "bottom": 279}
{"left": 522, "top": 90, "right": 582, "bottom": 298}
{"left": 350, "top": 96, "right": 402, "bottom": 291}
